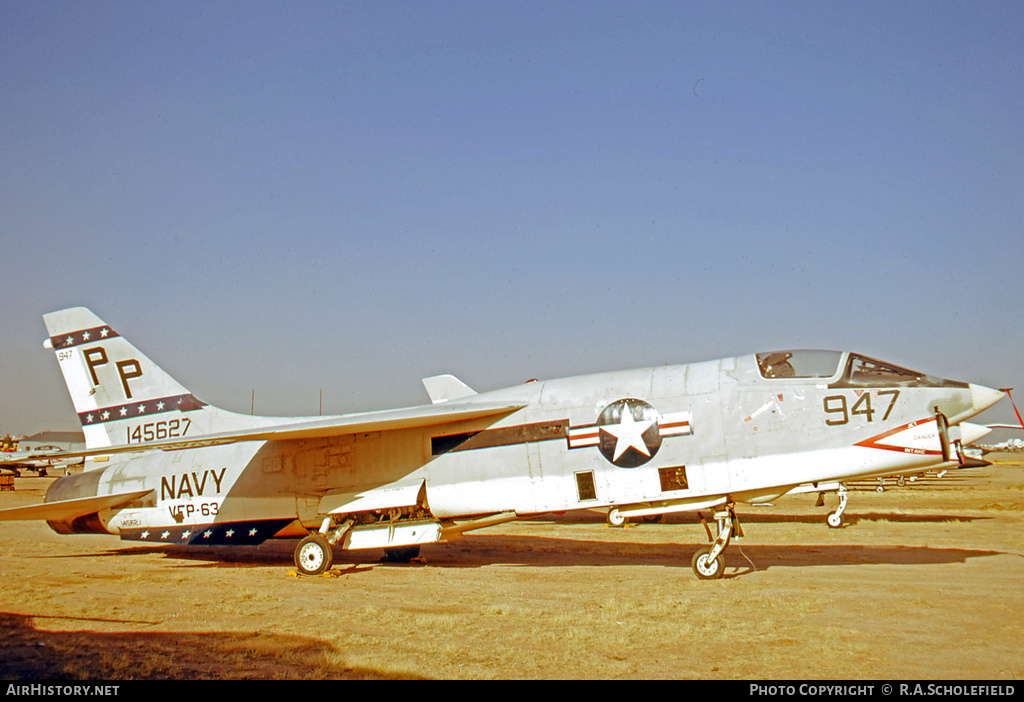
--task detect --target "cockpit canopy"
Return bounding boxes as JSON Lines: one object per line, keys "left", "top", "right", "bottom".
{"left": 757, "top": 350, "right": 844, "bottom": 379}
{"left": 756, "top": 350, "right": 928, "bottom": 386}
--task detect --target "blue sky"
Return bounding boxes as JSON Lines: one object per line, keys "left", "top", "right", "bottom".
{"left": 2, "top": 1, "right": 1023, "bottom": 437}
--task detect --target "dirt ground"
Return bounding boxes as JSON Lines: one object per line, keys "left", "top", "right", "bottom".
{"left": 1, "top": 457, "right": 1022, "bottom": 680}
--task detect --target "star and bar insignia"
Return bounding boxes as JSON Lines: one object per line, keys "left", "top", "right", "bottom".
{"left": 568, "top": 398, "right": 692, "bottom": 468}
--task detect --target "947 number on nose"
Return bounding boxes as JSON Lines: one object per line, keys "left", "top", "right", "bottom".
{"left": 823, "top": 390, "right": 899, "bottom": 426}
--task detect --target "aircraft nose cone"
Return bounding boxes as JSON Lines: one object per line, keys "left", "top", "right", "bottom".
{"left": 970, "top": 384, "right": 1004, "bottom": 415}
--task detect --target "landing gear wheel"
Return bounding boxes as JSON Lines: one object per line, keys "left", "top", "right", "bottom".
{"left": 691, "top": 546, "right": 725, "bottom": 580}
{"left": 606, "top": 508, "right": 627, "bottom": 527}
{"left": 827, "top": 483, "right": 848, "bottom": 529}
{"left": 383, "top": 545, "right": 420, "bottom": 563}
{"left": 294, "top": 533, "right": 333, "bottom": 576}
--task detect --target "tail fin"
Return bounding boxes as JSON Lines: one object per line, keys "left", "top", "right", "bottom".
{"left": 44, "top": 307, "right": 273, "bottom": 448}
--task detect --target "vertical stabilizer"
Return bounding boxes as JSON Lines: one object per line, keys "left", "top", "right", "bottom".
{"left": 43, "top": 307, "right": 278, "bottom": 449}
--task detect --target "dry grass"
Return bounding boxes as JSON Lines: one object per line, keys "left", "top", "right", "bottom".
{"left": 1, "top": 462, "right": 1022, "bottom": 679}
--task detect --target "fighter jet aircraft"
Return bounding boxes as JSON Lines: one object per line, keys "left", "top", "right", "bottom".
{"left": 0, "top": 308, "right": 1004, "bottom": 579}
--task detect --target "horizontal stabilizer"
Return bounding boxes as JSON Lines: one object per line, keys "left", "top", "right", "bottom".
{"left": 422, "top": 375, "right": 477, "bottom": 404}
{"left": 0, "top": 490, "right": 153, "bottom": 523}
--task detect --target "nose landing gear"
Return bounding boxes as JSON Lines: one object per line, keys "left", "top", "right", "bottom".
{"left": 827, "top": 483, "right": 848, "bottom": 528}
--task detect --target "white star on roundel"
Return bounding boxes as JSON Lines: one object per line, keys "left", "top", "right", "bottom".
{"left": 595, "top": 398, "right": 664, "bottom": 467}
{"left": 601, "top": 408, "right": 656, "bottom": 461}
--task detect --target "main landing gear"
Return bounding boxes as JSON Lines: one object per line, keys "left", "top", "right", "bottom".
{"left": 691, "top": 505, "right": 743, "bottom": 580}
{"left": 606, "top": 507, "right": 627, "bottom": 527}
{"left": 293, "top": 531, "right": 423, "bottom": 575}
{"left": 295, "top": 532, "right": 334, "bottom": 576}
{"left": 294, "top": 517, "right": 353, "bottom": 576}
{"left": 292, "top": 511, "right": 437, "bottom": 576}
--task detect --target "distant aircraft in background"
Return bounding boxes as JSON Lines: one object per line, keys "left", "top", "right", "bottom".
{"left": 0, "top": 308, "right": 1004, "bottom": 579}
{"left": 1, "top": 432, "right": 84, "bottom": 477}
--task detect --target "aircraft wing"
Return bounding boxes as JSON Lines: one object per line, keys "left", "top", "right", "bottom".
{"left": 0, "top": 451, "right": 77, "bottom": 468}
{"left": 6, "top": 399, "right": 526, "bottom": 461}
{"left": 0, "top": 490, "right": 153, "bottom": 522}
{"left": 0, "top": 452, "right": 47, "bottom": 464}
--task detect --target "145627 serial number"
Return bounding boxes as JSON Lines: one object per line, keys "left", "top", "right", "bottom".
{"left": 126, "top": 418, "right": 191, "bottom": 444}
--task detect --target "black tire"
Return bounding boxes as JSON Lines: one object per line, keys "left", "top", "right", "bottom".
{"left": 294, "top": 533, "right": 333, "bottom": 576}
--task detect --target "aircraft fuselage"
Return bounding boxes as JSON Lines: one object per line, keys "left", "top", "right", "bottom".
{"left": 44, "top": 350, "right": 995, "bottom": 553}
